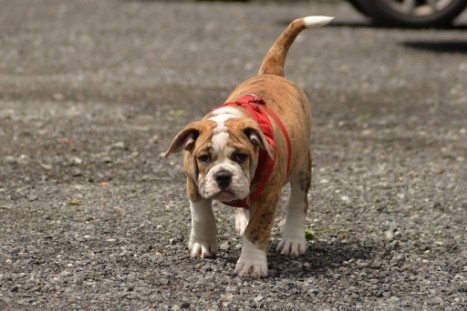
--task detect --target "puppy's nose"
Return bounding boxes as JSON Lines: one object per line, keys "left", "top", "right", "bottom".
{"left": 215, "top": 171, "right": 232, "bottom": 189}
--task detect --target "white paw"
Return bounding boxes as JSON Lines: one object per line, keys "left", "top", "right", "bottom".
{"left": 234, "top": 256, "right": 268, "bottom": 278}
{"left": 276, "top": 236, "right": 307, "bottom": 256}
{"left": 188, "top": 237, "right": 217, "bottom": 258}
{"left": 234, "top": 238, "right": 268, "bottom": 278}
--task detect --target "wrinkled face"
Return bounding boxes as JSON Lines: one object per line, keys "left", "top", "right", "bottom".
{"left": 193, "top": 107, "right": 258, "bottom": 202}
{"left": 165, "top": 106, "right": 273, "bottom": 203}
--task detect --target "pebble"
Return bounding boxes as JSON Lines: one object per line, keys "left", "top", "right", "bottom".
{"left": 355, "top": 259, "right": 369, "bottom": 269}
{"left": 27, "top": 194, "right": 38, "bottom": 202}
{"left": 3, "top": 154, "right": 30, "bottom": 166}
{"left": 109, "top": 141, "right": 127, "bottom": 151}
{"left": 384, "top": 230, "right": 394, "bottom": 241}
{"left": 71, "top": 169, "right": 83, "bottom": 177}
{"left": 67, "top": 156, "right": 82, "bottom": 166}
{"left": 371, "top": 260, "right": 383, "bottom": 269}
{"left": 340, "top": 195, "right": 351, "bottom": 203}
{"left": 17, "top": 155, "right": 30, "bottom": 165}
{"left": 254, "top": 295, "right": 264, "bottom": 302}
{"left": 148, "top": 135, "right": 159, "bottom": 144}
{"left": 4, "top": 156, "right": 18, "bottom": 164}
{"left": 40, "top": 163, "right": 53, "bottom": 170}
{"left": 101, "top": 156, "right": 113, "bottom": 164}
{"left": 219, "top": 241, "right": 230, "bottom": 251}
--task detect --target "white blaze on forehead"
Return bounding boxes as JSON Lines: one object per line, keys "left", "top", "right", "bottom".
{"left": 209, "top": 106, "right": 241, "bottom": 153}
{"left": 211, "top": 131, "right": 229, "bottom": 153}
{"left": 210, "top": 106, "right": 242, "bottom": 123}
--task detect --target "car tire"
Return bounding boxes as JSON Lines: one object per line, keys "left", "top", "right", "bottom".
{"left": 350, "top": 0, "right": 467, "bottom": 27}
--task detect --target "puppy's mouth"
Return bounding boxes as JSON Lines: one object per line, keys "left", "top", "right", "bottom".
{"left": 209, "top": 190, "right": 238, "bottom": 202}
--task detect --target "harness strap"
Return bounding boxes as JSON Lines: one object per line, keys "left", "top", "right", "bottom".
{"left": 214, "top": 95, "right": 291, "bottom": 208}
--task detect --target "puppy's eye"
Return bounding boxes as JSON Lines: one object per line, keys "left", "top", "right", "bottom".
{"left": 198, "top": 155, "right": 211, "bottom": 164}
{"left": 233, "top": 152, "right": 248, "bottom": 164}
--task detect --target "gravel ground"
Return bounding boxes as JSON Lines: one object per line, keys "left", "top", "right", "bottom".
{"left": 1, "top": 0, "right": 466, "bottom": 310}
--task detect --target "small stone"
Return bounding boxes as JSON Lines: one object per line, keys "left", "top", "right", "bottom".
{"left": 40, "top": 163, "right": 53, "bottom": 170}
{"left": 219, "top": 241, "right": 230, "bottom": 250}
{"left": 68, "top": 198, "right": 81, "bottom": 206}
{"left": 27, "top": 194, "right": 38, "bottom": 202}
{"left": 370, "top": 262, "right": 382, "bottom": 270}
{"left": 4, "top": 156, "right": 18, "bottom": 164}
{"left": 384, "top": 230, "right": 394, "bottom": 241}
{"left": 17, "top": 155, "right": 30, "bottom": 165}
{"left": 341, "top": 195, "right": 351, "bottom": 203}
{"left": 69, "top": 157, "right": 82, "bottom": 165}
{"left": 148, "top": 135, "right": 159, "bottom": 144}
{"left": 102, "top": 156, "right": 113, "bottom": 164}
{"left": 71, "top": 169, "right": 83, "bottom": 177}
{"left": 355, "top": 259, "right": 369, "bottom": 269}
{"left": 111, "top": 141, "right": 127, "bottom": 150}
{"left": 254, "top": 295, "right": 264, "bottom": 302}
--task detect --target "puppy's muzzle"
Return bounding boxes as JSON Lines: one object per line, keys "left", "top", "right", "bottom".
{"left": 215, "top": 171, "right": 232, "bottom": 189}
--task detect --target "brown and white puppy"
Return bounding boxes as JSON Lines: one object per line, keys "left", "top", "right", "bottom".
{"left": 165, "top": 16, "right": 333, "bottom": 278}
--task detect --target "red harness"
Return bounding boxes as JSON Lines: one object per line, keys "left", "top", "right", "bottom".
{"left": 213, "top": 95, "right": 291, "bottom": 208}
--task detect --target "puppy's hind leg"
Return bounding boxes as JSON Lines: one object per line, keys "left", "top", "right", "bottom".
{"left": 235, "top": 208, "right": 250, "bottom": 236}
{"left": 277, "top": 152, "right": 311, "bottom": 256}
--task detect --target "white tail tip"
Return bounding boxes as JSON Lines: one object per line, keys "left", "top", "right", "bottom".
{"left": 303, "top": 16, "right": 334, "bottom": 28}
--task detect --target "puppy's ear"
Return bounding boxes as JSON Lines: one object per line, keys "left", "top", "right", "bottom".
{"left": 165, "top": 121, "right": 204, "bottom": 158}
{"left": 244, "top": 126, "right": 274, "bottom": 159}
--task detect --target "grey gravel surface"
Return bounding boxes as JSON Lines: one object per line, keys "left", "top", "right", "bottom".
{"left": 1, "top": 0, "right": 467, "bottom": 310}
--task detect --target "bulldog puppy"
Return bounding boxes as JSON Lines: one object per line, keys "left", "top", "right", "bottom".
{"left": 165, "top": 16, "right": 333, "bottom": 277}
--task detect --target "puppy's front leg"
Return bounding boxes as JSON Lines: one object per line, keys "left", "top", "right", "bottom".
{"left": 187, "top": 180, "right": 217, "bottom": 258}
{"left": 188, "top": 199, "right": 217, "bottom": 258}
{"left": 234, "top": 194, "right": 279, "bottom": 278}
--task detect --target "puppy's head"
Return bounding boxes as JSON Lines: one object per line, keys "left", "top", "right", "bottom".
{"left": 165, "top": 107, "right": 273, "bottom": 202}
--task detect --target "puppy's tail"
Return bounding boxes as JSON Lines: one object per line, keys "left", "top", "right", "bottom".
{"left": 258, "top": 16, "right": 333, "bottom": 76}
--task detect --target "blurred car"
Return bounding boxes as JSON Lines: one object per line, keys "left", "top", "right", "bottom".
{"left": 348, "top": 0, "right": 467, "bottom": 27}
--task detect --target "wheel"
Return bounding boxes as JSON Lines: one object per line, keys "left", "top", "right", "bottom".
{"left": 350, "top": 0, "right": 467, "bottom": 27}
